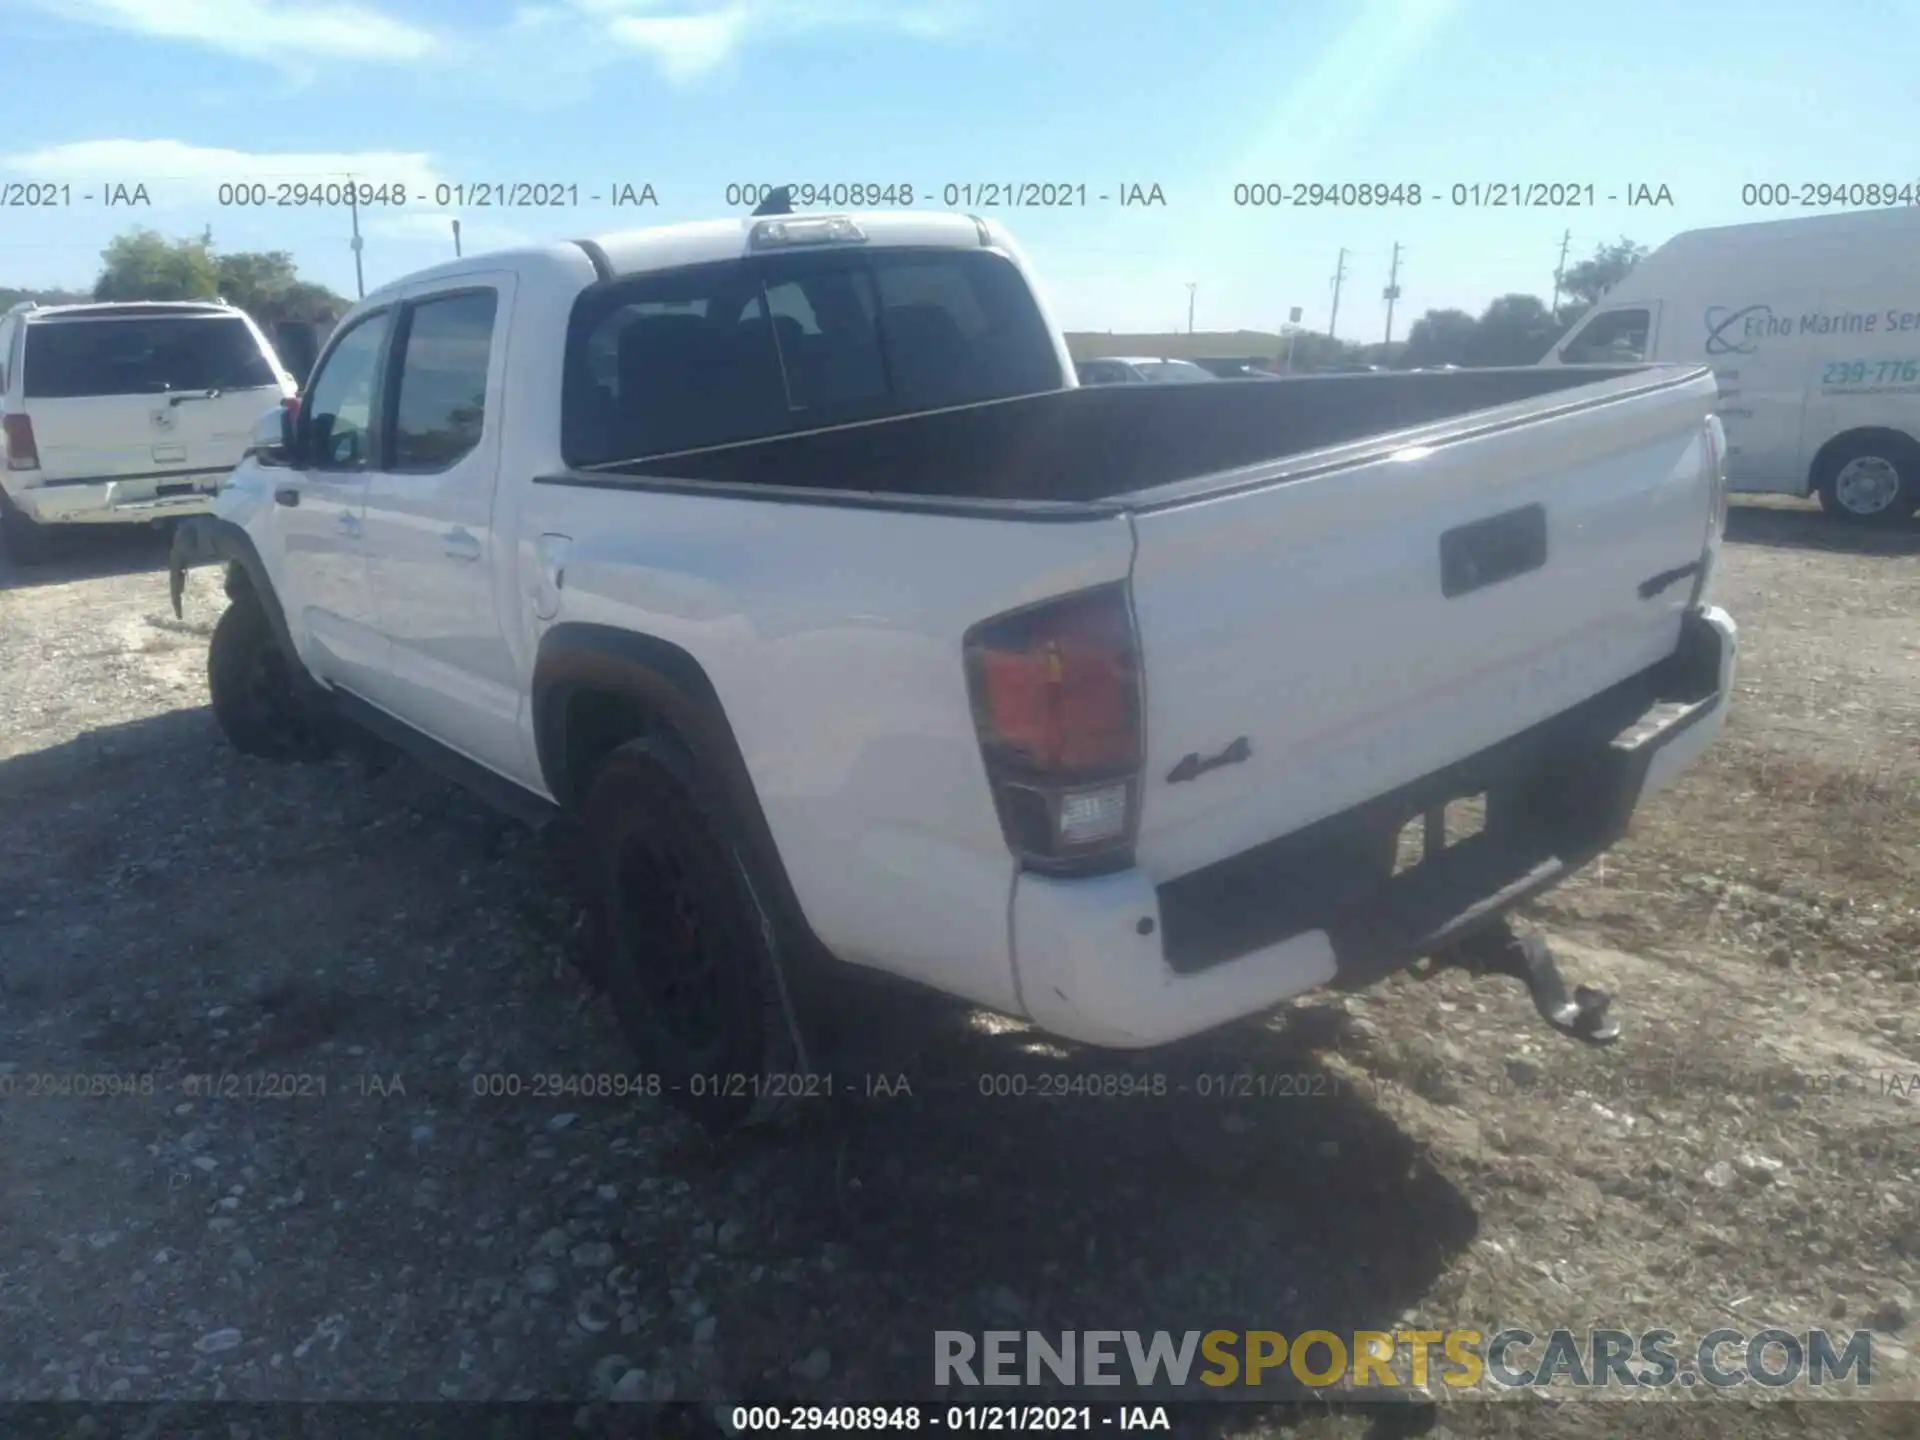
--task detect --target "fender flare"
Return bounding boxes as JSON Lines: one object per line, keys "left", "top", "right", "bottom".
{"left": 531, "top": 623, "right": 816, "bottom": 948}
{"left": 168, "top": 515, "right": 297, "bottom": 661}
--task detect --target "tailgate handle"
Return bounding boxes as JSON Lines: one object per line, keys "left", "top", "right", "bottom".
{"left": 1440, "top": 504, "right": 1547, "bottom": 599}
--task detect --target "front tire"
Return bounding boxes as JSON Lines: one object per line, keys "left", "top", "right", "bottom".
{"left": 581, "top": 735, "right": 807, "bottom": 1134}
{"left": 1815, "top": 436, "right": 1920, "bottom": 524}
{"left": 207, "top": 596, "right": 335, "bottom": 762}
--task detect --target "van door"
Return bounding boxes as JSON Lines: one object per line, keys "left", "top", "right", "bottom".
{"left": 18, "top": 311, "right": 291, "bottom": 487}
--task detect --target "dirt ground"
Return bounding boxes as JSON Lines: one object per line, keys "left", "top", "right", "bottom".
{"left": 0, "top": 501, "right": 1915, "bottom": 1438}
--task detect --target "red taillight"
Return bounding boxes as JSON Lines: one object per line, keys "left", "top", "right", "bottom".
{"left": 282, "top": 395, "right": 300, "bottom": 424}
{"left": 964, "top": 583, "right": 1143, "bottom": 871}
{"left": 3, "top": 413, "right": 39, "bottom": 471}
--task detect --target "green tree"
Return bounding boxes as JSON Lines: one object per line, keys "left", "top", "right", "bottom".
{"left": 93, "top": 228, "right": 220, "bottom": 302}
{"left": 213, "top": 249, "right": 347, "bottom": 329}
{"left": 1469, "top": 293, "right": 1563, "bottom": 367}
{"left": 1558, "top": 237, "right": 1648, "bottom": 312}
{"left": 1403, "top": 308, "right": 1477, "bottom": 367}
{"left": 81, "top": 228, "right": 349, "bottom": 347}
{"left": 214, "top": 248, "right": 302, "bottom": 314}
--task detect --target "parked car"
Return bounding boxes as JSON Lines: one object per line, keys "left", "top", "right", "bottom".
{"left": 1540, "top": 204, "right": 1920, "bottom": 523}
{"left": 1076, "top": 356, "right": 1218, "bottom": 385}
{"left": 1191, "top": 358, "right": 1280, "bottom": 379}
{"left": 0, "top": 299, "right": 297, "bottom": 561}
{"left": 171, "top": 208, "right": 1737, "bottom": 1133}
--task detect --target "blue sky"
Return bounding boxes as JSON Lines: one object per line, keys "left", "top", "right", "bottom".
{"left": 0, "top": 0, "right": 1913, "bottom": 339}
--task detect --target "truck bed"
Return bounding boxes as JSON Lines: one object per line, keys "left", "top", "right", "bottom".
{"left": 556, "top": 364, "right": 1667, "bottom": 508}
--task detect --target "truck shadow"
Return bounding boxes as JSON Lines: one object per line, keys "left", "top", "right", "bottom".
{"left": 703, "top": 972, "right": 1479, "bottom": 1419}
{"left": 0, "top": 525, "right": 174, "bottom": 592}
{"left": 1725, "top": 501, "right": 1920, "bottom": 557}
{"left": 0, "top": 707, "right": 1479, "bottom": 1422}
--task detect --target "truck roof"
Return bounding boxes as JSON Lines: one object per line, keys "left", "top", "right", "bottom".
{"left": 363, "top": 210, "right": 1002, "bottom": 304}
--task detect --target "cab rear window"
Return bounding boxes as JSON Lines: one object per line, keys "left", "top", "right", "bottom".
{"left": 22, "top": 315, "right": 279, "bottom": 399}
{"left": 562, "top": 247, "right": 1063, "bottom": 468}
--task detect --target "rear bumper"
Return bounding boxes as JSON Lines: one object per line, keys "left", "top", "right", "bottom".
{"left": 10, "top": 472, "right": 228, "bottom": 525}
{"left": 1011, "top": 605, "right": 1737, "bottom": 1049}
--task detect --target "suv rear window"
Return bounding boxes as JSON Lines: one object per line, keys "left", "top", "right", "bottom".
{"left": 562, "top": 247, "right": 1063, "bottom": 467}
{"left": 22, "top": 315, "right": 279, "bottom": 399}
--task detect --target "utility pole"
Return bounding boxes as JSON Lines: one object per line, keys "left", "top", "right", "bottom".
{"left": 1382, "top": 241, "right": 1403, "bottom": 346}
{"left": 348, "top": 175, "right": 365, "bottom": 299}
{"left": 1328, "top": 247, "right": 1348, "bottom": 338}
{"left": 452, "top": 219, "right": 463, "bottom": 258}
{"left": 1549, "top": 228, "right": 1572, "bottom": 315}
{"left": 1185, "top": 283, "right": 1197, "bottom": 335}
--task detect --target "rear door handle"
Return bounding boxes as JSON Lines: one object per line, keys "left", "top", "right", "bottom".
{"left": 441, "top": 528, "right": 482, "bottom": 562}
{"left": 274, "top": 486, "right": 300, "bottom": 508}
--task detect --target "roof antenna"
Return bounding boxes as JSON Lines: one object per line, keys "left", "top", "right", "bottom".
{"left": 752, "top": 186, "right": 794, "bottom": 217}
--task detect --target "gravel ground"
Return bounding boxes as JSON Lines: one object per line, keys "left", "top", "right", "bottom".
{"left": 0, "top": 503, "right": 1916, "bottom": 1438}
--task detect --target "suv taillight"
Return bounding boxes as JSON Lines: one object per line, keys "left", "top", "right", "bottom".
{"left": 3, "top": 413, "right": 38, "bottom": 471}
{"left": 963, "top": 583, "right": 1143, "bottom": 874}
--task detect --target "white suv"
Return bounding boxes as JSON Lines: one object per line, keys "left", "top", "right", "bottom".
{"left": 0, "top": 299, "right": 296, "bottom": 562}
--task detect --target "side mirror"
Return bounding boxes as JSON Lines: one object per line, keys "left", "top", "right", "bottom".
{"left": 249, "top": 403, "right": 295, "bottom": 466}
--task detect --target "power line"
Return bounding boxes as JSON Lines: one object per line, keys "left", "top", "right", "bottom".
{"left": 1549, "top": 228, "right": 1572, "bottom": 314}
{"left": 347, "top": 173, "right": 365, "bottom": 300}
{"left": 1327, "top": 247, "right": 1348, "bottom": 338}
{"left": 1382, "top": 241, "right": 1403, "bottom": 346}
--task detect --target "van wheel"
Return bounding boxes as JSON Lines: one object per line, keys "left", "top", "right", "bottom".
{"left": 0, "top": 490, "right": 49, "bottom": 565}
{"left": 582, "top": 735, "right": 808, "bottom": 1135}
{"left": 1815, "top": 437, "right": 1920, "bottom": 523}
{"left": 207, "top": 597, "right": 335, "bottom": 762}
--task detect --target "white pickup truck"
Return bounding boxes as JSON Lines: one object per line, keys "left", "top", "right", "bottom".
{"left": 170, "top": 205, "right": 1738, "bottom": 1131}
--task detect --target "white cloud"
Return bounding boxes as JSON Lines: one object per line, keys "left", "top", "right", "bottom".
{"left": 605, "top": 8, "right": 749, "bottom": 80}
{"left": 10, "top": 0, "right": 980, "bottom": 88}
{"left": 1, "top": 140, "right": 445, "bottom": 202}
{"left": 24, "top": 0, "right": 439, "bottom": 62}
{"left": 580, "top": 0, "right": 979, "bottom": 80}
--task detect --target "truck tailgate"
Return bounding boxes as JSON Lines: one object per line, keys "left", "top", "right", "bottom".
{"left": 1125, "top": 368, "right": 1718, "bottom": 882}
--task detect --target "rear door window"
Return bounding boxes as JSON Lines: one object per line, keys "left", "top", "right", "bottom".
{"left": 389, "top": 291, "right": 498, "bottom": 471}
{"left": 563, "top": 247, "right": 1063, "bottom": 467}
{"left": 21, "top": 314, "right": 279, "bottom": 399}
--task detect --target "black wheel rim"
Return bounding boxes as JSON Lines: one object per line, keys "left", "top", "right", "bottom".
{"left": 613, "top": 833, "right": 730, "bottom": 1055}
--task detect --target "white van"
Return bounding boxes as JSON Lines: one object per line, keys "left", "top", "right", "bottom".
{"left": 1541, "top": 205, "right": 1920, "bottom": 524}
{"left": 0, "top": 299, "right": 296, "bottom": 561}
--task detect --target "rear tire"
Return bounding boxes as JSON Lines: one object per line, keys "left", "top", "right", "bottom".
{"left": 0, "top": 490, "right": 49, "bottom": 566}
{"left": 207, "top": 596, "right": 335, "bottom": 762}
{"left": 581, "top": 735, "right": 807, "bottom": 1134}
{"left": 1815, "top": 435, "right": 1920, "bottom": 524}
